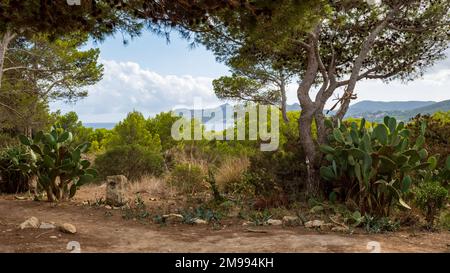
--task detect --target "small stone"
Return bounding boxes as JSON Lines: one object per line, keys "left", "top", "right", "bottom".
{"left": 282, "top": 216, "right": 299, "bottom": 224}
{"left": 267, "top": 219, "right": 283, "bottom": 226}
{"left": 19, "top": 217, "right": 40, "bottom": 229}
{"left": 112, "top": 206, "right": 121, "bottom": 210}
{"left": 49, "top": 236, "right": 58, "bottom": 239}
{"left": 39, "top": 222, "right": 56, "bottom": 229}
{"left": 242, "top": 221, "right": 253, "bottom": 226}
{"left": 15, "top": 196, "right": 27, "bottom": 200}
{"left": 6, "top": 229, "right": 12, "bottom": 232}
{"left": 59, "top": 223, "right": 77, "bottom": 234}
{"left": 149, "top": 198, "right": 157, "bottom": 201}
{"left": 162, "top": 214, "right": 184, "bottom": 223}
{"left": 331, "top": 226, "right": 349, "bottom": 232}
{"left": 193, "top": 218, "right": 208, "bottom": 225}
{"left": 305, "top": 220, "right": 325, "bottom": 229}
{"left": 105, "top": 205, "right": 112, "bottom": 210}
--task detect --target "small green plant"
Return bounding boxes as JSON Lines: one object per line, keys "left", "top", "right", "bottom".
{"left": 320, "top": 116, "right": 432, "bottom": 217}
{"left": 19, "top": 126, "right": 97, "bottom": 201}
{"left": 206, "top": 169, "right": 226, "bottom": 203}
{"left": 363, "top": 215, "right": 400, "bottom": 233}
{"left": 245, "top": 210, "right": 273, "bottom": 226}
{"left": 414, "top": 181, "right": 448, "bottom": 227}
{"left": 122, "top": 195, "right": 150, "bottom": 222}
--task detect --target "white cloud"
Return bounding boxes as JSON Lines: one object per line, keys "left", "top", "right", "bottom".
{"left": 52, "top": 53, "right": 450, "bottom": 122}
{"left": 50, "top": 60, "right": 221, "bottom": 122}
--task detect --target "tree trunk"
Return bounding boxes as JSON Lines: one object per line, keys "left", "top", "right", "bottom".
{"left": 298, "top": 109, "right": 322, "bottom": 197}
{"left": 280, "top": 81, "right": 289, "bottom": 123}
{"left": 0, "top": 30, "right": 16, "bottom": 91}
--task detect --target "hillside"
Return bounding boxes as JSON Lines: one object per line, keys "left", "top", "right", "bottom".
{"left": 346, "top": 100, "right": 436, "bottom": 116}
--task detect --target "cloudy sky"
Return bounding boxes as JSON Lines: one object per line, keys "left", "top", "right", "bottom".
{"left": 50, "top": 31, "right": 450, "bottom": 123}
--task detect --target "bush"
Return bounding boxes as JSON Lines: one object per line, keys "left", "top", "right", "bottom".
{"left": 408, "top": 112, "right": 450, "bottom": 168}
{"left": 0, "top": 145, "right": 34, "bottom": 193}
{"left": 414, "top": 181, "right": 448, "bottom": 226}
{"left": 168, "top": 163, "right": 206, "bottom": 194}
{"left": 95, "top": 144, "right": 164, "bottom": 181}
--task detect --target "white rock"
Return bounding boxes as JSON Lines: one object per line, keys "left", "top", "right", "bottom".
{"left": 49, "top": 236, "right": 58, "bottom": 239}
{"left": 162, "top": 214, "right": 184, "bottom": 223}
{"left": 282, "top": 216, "right": 299, "bottom": 223}
{"left": 193, "top": 218, "right": 208, "bottom": 225}
{"left": 105, "top": 205, "right": 112, "bottom": 210}
{"left": 242, "top": 221, "right": 253, "bottom": 226}
{"left": 39, "top": 222, "right": 56, "bottom": 229}
{"left": 59, "top": 223, "right": 77, "bottom": 234}
{"left": 267, "top": 219, "right": 283, "bottom": 226}
{"left": 331, "top": 226, "right": 349, "bottom": 232}
{"left": 19, "top": 217, "right": 40, "bottom": 229}
{"left": 305, "top": 220, "right": 325, "bottom": 228}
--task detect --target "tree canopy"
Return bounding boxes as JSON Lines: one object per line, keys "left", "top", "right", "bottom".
{"left": 192, "top": 0, "right": 450, "bottom": 196}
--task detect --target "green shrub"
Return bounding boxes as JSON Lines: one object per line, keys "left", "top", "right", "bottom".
{"left": 408, "top": 112, "right": 450, "bottom": 169}
{"left": 0, "top": 133, "right": 17, "bottom": 148}
{"left": 0, "top": 145, "right": 34, "bottom": 193}
{"left": 95, "top": 144, "right": 164, "bottom": 181}
{"left": 414, "top": 181, "right": 448, "bottom": 226}
{"left": 168, "top": 163, "right": 206, "bottom": 194}
{"left": 19, "top": 126, "right": 97, "bottom": 201}
{"left": 320, "top": 116, "right": 432, "bottom": 217}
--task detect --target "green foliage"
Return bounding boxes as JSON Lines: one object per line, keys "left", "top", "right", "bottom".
{"left": 146, "top": 112, "right": 181, "bottom": 151}
{"left": 18, "top": 126, "right": 97, "bottom": 201}
{"left": 168, "top": 163, "right": 206, "bottom": 194}
{"left": 244, "top": 111, "right": 306, "bottom": 199}
{"left": 363, "top": 216, "right": 400, "bottom": 233}
{"left": 414, "top": 181, "right": 448, "bottom": 227}
{"left": 0, "top": 145, "right": 34, "bottom": 193}
{"left": 407, "top": 112, "right": 450, "bottom": 175}
{"left": 320, "top": 116, "right": 432, "bottom": 217}
{"left": 108, "top": 111, "right": 162, "bottom": 151}
{"left": 0, "top": 133, "right": 17, "bottom": 148}
{"left": 95, "top": 144, "right": 163, "bottom": 181}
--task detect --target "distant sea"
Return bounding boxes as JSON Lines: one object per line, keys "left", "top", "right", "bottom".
{"left": 84, "top": 123, "right": 116, "bottom": 130}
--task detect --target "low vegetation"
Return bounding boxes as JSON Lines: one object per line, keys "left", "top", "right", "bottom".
{"left": 1, "top": 109, "right": 448, "bottom": 232}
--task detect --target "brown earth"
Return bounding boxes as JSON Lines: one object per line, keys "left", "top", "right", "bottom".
{"left": 1, "top": 195, "right": 450, "bottom": 253}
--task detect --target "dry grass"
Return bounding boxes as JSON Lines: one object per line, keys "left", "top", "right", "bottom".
{"left": 126, "top": 176, "right": 177, "bottom": 200}
{"left": 215, "top": 156, "right": 250, "bottom": 193}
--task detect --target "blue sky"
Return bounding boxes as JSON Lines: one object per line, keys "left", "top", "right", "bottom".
{"left": 50, "top": 30, "right": 450, "bottom": 123}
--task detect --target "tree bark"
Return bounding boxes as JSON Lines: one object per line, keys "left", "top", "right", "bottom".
{"left": 297, "top": 40, "right": 322, "bottom": 197}
{"left": 0, "top": 30, "right": 16, "bottom": 91}
{"left": 280, "top": 80, "right": 289, "bottom": 123}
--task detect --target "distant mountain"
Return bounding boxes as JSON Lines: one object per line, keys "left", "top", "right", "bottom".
{"left": 346, "top": 100, "right": 436, "bottom": 117}
{"left": 84, "top": 123, "right": 116, "bottom": 130}
{"left": 84, "top": 100, "right": 450, "bottom": 130}
{"left": 348, "top": 100, "right": 450, "bottom": 122}
{"left": 406, "top": 99, "right": 450, "bottom": 117}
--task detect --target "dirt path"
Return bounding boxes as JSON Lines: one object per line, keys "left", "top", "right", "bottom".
{"left": 1, "top": 199, "right": 449, "bottom": 253}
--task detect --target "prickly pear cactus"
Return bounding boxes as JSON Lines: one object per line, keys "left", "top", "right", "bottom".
{"left": 18, "top": 126, "right": 97, "bottom": 201}
{"left": 319, "top": 117, "right": 433, "bottom": 217}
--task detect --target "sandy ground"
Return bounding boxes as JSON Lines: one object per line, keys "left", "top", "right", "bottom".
{"left": 1, "top": 196, "right": 449, "bottom": 253}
